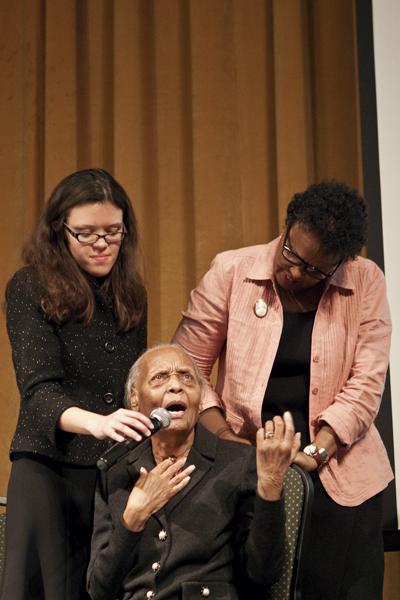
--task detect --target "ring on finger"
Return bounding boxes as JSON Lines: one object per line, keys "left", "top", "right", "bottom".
{"left": 265, "top": 431, "right": 274, "bottom": 439}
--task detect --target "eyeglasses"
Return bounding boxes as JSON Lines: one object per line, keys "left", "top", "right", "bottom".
{"left": 63, "top": 223, "right": 126, "bottom": 245}
{"left": 281, "top": 232, "right": 341, "bottom": 281}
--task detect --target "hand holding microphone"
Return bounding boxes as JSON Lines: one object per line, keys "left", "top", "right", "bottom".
{"left": 97, "top": 407, "right": 171, "bottom": 471}
{"left": 88, "top": 407, "right": 155, "bottom": 443}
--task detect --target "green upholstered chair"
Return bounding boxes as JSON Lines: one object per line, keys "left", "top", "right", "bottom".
{"left": 268, "top": 465, "right": 314, "bottom": 600}
{"left": 0, "top": 496, "right": 7, "bottom": 584}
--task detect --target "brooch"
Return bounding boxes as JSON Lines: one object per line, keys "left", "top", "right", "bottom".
{"left": 254, "top": 298, "right": 268, "bottom": 318}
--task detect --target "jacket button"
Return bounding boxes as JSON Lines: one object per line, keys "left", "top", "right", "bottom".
{"left": 103, "top": 392, "right": 115, "bottom": 404}
{"left": 104, "top": 341, "right": 116, "bottom": 353}
{"left": 158, "top": 529, "right": 167, "bottom": 541}
{"left": 201, "top": 587, "right": 211, "bottom": 597}
{"left": 151, "top": 561, "right": 160, "bottom": 572}
{"left": 146, "top": 591, "right": 155, "bottom": 599}
{"left": 312, "top": 387, "right": 318, "bottom": 395}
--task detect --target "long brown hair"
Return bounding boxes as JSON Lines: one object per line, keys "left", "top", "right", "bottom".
{"left": 21, "top": 168, "right": 146, "bottom": 331}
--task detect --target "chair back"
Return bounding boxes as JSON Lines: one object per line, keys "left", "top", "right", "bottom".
{"left": 0, "top": 496, "right": 7, "bottom": 583}
{"left": 268, "top": 465, "right": 313, "bottom": 600}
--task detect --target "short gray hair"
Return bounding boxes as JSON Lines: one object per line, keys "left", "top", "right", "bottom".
{"left": 124, "top": 342, "right": 204, "bottom": 407}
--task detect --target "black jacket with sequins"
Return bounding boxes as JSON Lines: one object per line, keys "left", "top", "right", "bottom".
{"left": 6, "top": 266, "right": 147, "bottom": 465}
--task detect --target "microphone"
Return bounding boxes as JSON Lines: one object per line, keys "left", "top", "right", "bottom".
{"left": 96, "top": 407, "right": 171, "bottom": 471}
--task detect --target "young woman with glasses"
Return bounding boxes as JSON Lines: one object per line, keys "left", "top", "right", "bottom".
{"left": 2, "top": 169, "right": 153, "bottom": 600}
{"left": 173, "top": 180, "right": 393, "bottom": 600}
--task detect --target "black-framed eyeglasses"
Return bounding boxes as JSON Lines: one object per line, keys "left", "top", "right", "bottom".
{"left": 281, "top": 232, "right": 341, "bottom": 281}
{"left": 63, "top": 223, "right": 126, "bottom": 245}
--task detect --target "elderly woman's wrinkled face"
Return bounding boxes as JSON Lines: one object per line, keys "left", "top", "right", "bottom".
{"left": 273, "top": 223, "right": 340, "bottom": 292}
{"left": 131, "top": 347, "right": 202, "bottom": 434}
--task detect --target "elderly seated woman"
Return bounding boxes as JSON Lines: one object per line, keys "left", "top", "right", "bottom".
{"left": 87, "top": 344, "right": 300, "bottom": 600}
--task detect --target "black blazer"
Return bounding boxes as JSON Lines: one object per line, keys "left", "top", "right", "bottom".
{"left": 87, "top": 425, "right": 285, "bottom": 600}
{"left": 6, "top": 266, "right": 147, "bottom": 465}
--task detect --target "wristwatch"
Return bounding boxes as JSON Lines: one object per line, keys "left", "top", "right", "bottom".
{"left": 303, "top": 443, "right": 329, "bottom": 467}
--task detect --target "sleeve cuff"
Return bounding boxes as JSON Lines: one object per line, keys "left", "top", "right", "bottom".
{"left": 200, "top": 385, "right": 223, "bottom": 411}
{"left": 112, "top": 517, "right": 144, "bottom": 552}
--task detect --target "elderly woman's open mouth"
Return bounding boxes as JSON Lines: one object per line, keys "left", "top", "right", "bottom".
{"left": 165, "top": 400, "right": 187, "bottom": 419}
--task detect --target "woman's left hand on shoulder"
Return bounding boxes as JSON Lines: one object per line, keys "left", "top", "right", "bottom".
{"left": 292, "top": 451, "right": 319, "bottom": 472}
{"left": 256, "top": 411, "right": 301, "bottom": 501}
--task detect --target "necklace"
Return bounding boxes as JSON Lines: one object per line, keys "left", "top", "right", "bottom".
{"left": 287, "top": 290, "right": 309, "bottom": 312}
{"left": 152, "top": 445, "right": 192, "bottom": 465}
{"left": 277, "top": 283, "right": 323, "bottom": 313}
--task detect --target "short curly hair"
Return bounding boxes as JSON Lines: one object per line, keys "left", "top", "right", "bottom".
{"left": 286, "top": 180, "right": 368, "bottom": 260}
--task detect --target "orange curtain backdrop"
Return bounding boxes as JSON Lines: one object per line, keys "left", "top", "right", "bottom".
{"left": 0, "top": 0, "right": 361, "bottom": 489}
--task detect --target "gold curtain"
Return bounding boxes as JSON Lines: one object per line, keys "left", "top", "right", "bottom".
{"left": 0, "top": 0, "right": 361, "bottom": 489}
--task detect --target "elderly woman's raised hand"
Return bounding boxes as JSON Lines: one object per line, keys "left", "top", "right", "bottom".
{"left": 122, "top": 458, "right": 196, "bottom": 532}
{"left": 256, "top": 411, "right": 301, "bottom": 501}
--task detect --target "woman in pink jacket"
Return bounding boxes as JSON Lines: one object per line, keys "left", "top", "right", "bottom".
{"left": 173, "top": 180, "right": 393, "bottom": 600}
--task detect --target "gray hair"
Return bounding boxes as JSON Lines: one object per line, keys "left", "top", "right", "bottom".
{"left": 124, "top": 342, "right": 204, "bottom": 407}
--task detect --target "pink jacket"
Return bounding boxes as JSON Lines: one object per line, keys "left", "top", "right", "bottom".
{"left": 173, "top": 238, "right": 394, "bottom": 506}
